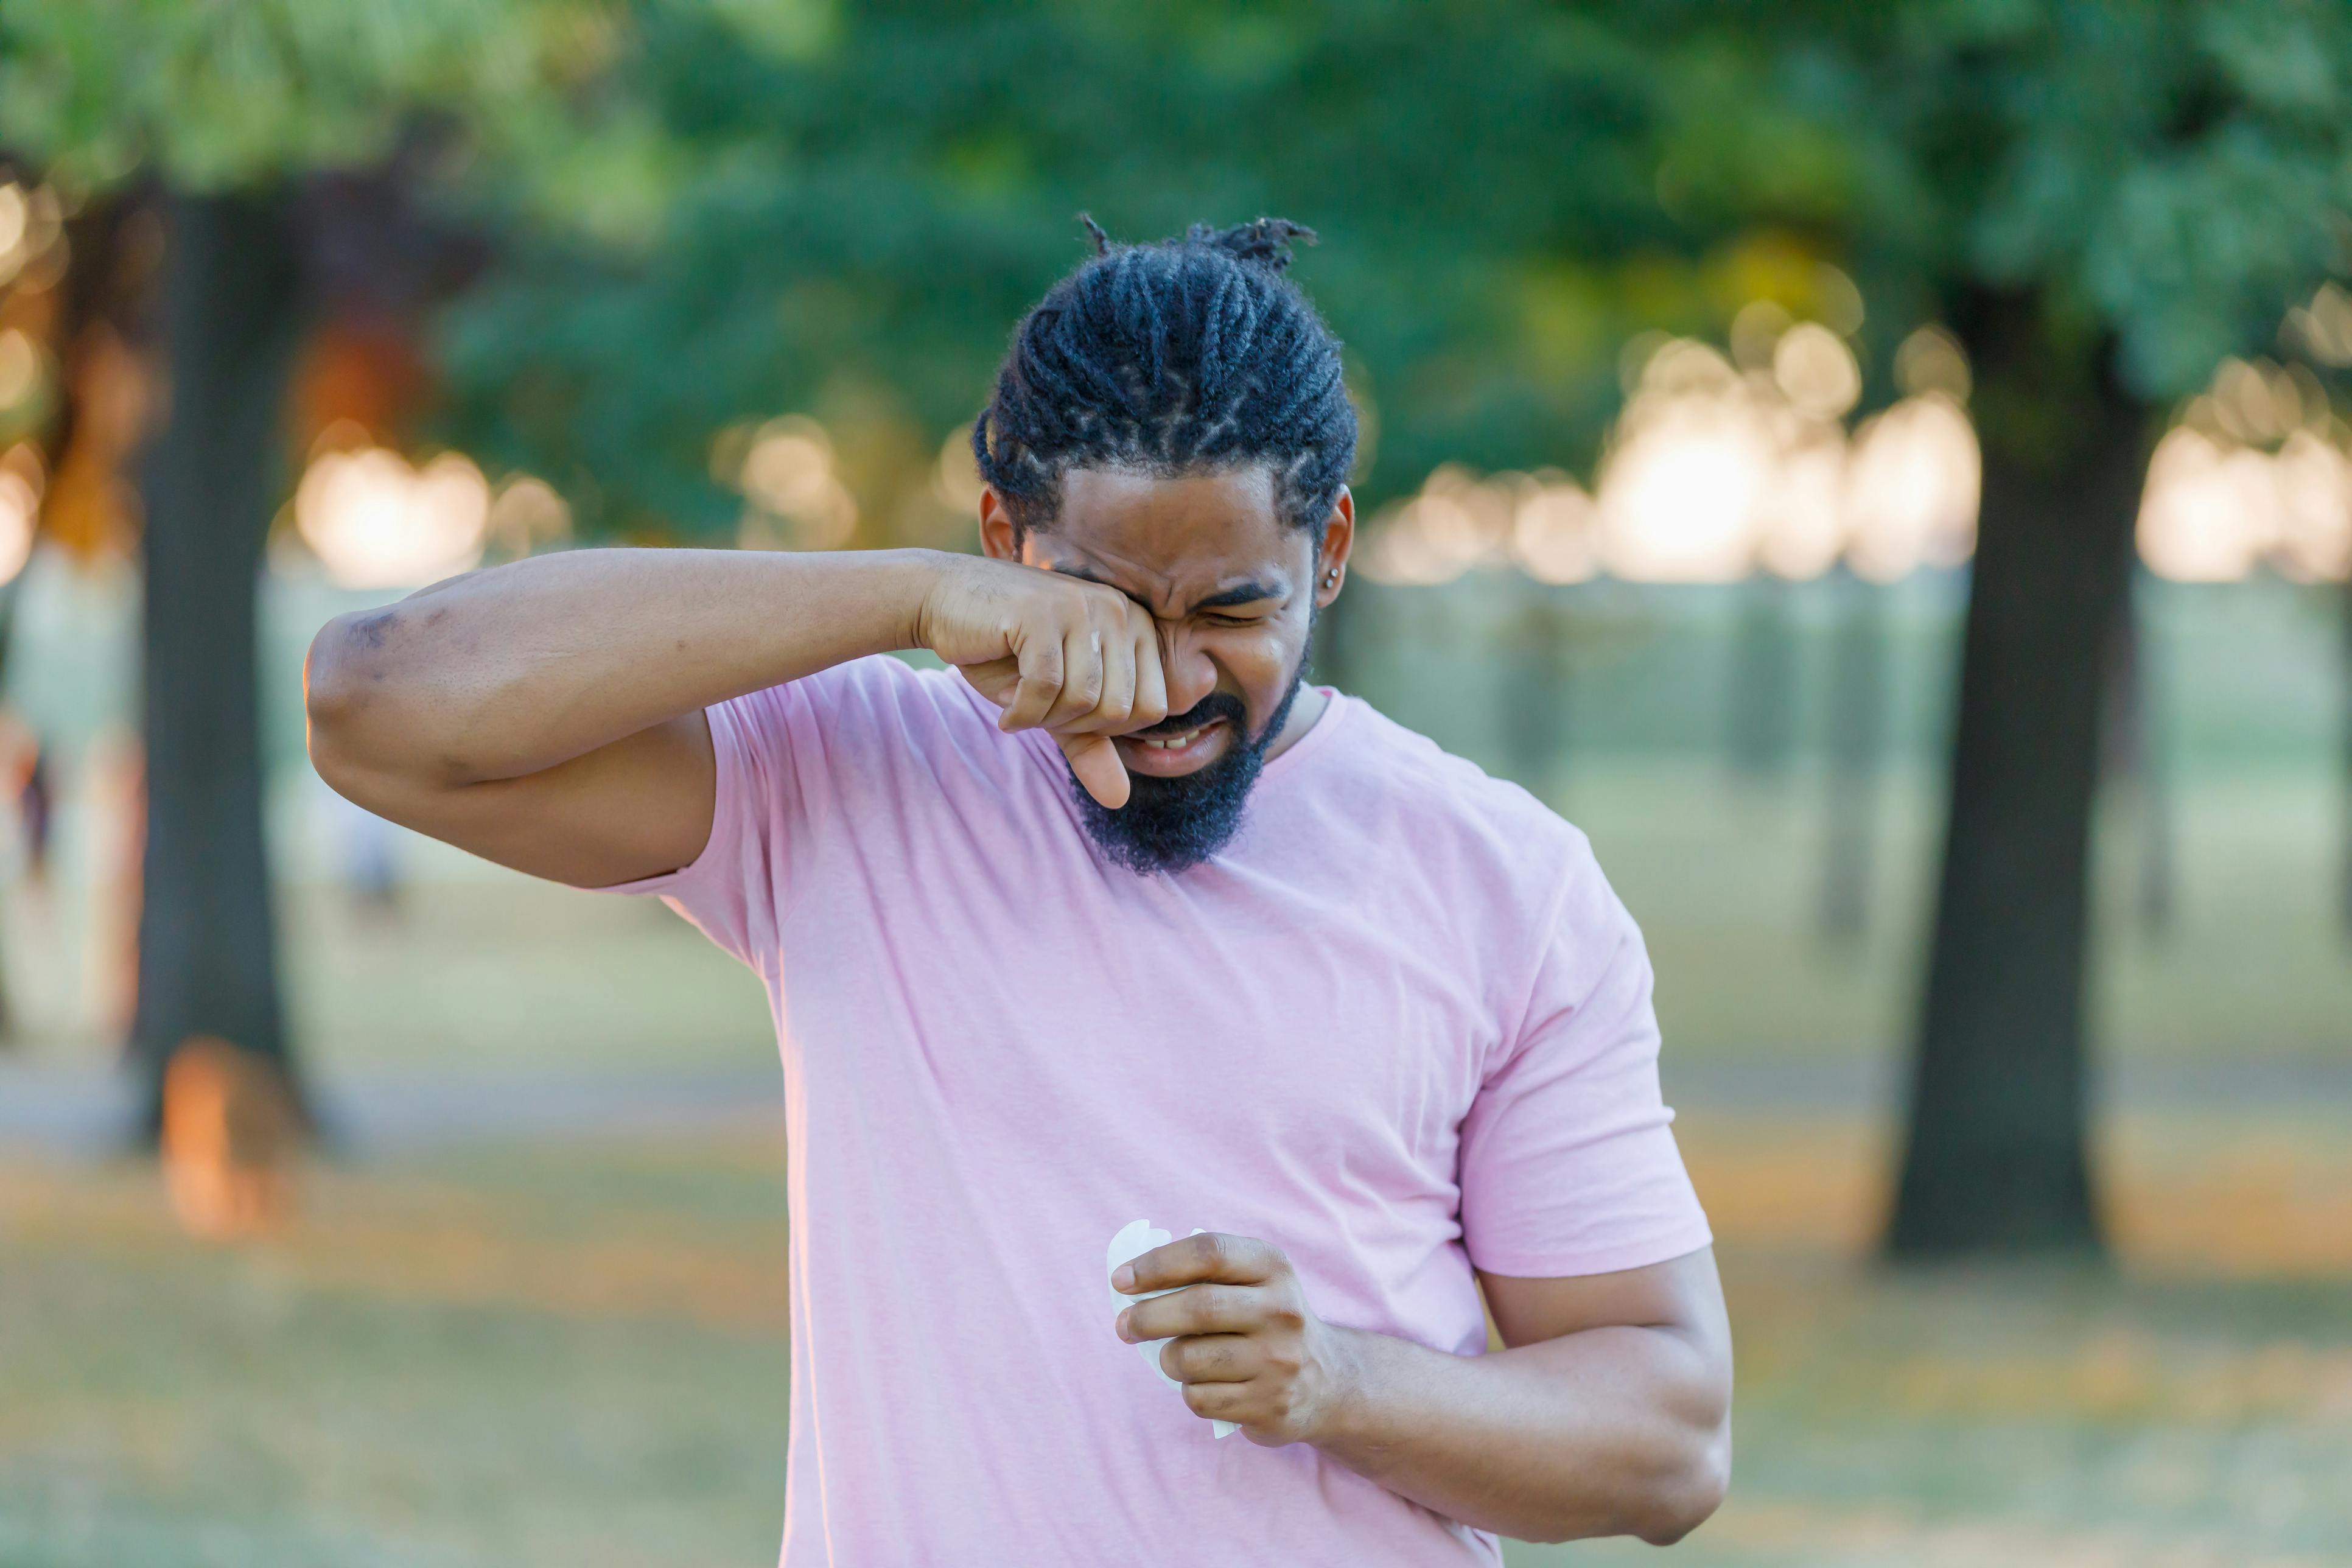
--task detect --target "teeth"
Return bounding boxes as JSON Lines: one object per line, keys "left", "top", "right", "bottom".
{"left": 1138, "top": 728, "right": 1202, "bottom": 751}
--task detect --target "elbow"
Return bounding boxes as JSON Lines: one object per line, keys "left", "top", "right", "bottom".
{"left": 1629, "top": 1421, "right": 1731, "bottom": 1547}
{"left": 303, "top": 609, "right": 401, "bottom": 791}
{"left": 1511, "top": 1423, "right": 1730, "bottom": 1548}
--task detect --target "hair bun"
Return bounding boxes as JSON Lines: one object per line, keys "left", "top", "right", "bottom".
{"left": 1191, "top": 217, "right": 1316, "bottom": 274}
{"left": 1073, "top": 214, "right": 1318, "bottom": 273}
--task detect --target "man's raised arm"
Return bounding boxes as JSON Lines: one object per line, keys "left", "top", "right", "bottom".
{"left": 303, "top": 545, "right": 1165, "bottom": 889}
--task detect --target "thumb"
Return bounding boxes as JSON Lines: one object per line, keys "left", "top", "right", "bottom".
{"left": 1057, "top": 732, "right": 1130, "bottom": 810}
{"left": 955, "top": 654, "right": 1023, "bottom": 709}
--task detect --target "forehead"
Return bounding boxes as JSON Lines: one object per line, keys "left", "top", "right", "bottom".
{"left": 1037, "top": 466, "right": 1304, "bottom": 595}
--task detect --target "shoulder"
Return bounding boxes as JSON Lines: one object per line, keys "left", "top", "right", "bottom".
{"left": 1315, "top": 696, "right": 1605, "bottom": 904}
{"left": 1297, "top": 698, "right": 1636, "bottom": 1040}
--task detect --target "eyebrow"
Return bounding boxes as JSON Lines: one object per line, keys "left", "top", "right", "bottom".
{"left": 1052, "top": 566, "right": 1287, "bottom": 616}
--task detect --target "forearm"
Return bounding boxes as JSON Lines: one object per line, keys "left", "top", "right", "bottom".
{"left": 306, "top": 547, "right": 939, "bottom": 785}
{"left": 1311, "top": 1322, "right": 1730, "bottom": 1544}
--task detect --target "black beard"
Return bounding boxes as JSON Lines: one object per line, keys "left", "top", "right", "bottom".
{"left": 1068, "top": 656, "right": 1312, "bottom": 877}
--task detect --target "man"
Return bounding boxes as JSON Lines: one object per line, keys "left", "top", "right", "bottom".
{"left": 307, "top": 217, "right": 1731, "bottom": 1564}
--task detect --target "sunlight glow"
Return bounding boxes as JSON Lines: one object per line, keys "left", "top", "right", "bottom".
{"left": 726, "top": 415, "right": 858, "bottom": 551}
{"left": 295, "top": 446, "right": 490, "bottom": 590}
{"left": 1844, "top": 394, "right": 1981, "bottom": 584}
{"left": 2139, "top": 424, "right": 2352, "bottom": 583}
{"left": 1360, "top": 315, "right": 1986, "bottom": 587}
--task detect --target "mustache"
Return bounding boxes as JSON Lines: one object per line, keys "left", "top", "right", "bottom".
{"left": 1135, "top": 691, "right": 1247, "bottom": 738}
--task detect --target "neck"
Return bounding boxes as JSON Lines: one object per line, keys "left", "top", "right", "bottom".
{"left": 1262, "top": 683, "right": 1329, "bottom": 764}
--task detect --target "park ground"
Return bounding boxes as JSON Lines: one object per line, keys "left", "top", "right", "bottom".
{"left": 3, "top": 762, "right": 2350, "bottom": 1565}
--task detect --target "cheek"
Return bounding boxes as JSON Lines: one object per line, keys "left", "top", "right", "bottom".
{"left": 1212, "top": 623, "right": 1312, "bottom": 724}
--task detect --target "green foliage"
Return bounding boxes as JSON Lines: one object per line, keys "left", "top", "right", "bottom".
{"left": 4, "top": 0, "right": 2345, "bottom": 539}
{"left": 1669, "top": 1, "right": 2352, "bottom": 399}
{"left": 434, "top": 2, "right": 1707, "bottom": 539}
{"left": 436, "top": 0, "right": 2350, "bottom": 542}
{"left": 2, "top": 0, "right": 586, "bottom": 192}
{"left": 0, "top": 0, "right": 822, "bottom": 242}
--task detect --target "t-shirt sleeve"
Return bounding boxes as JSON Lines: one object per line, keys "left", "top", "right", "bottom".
{"left": 1457, "top": 845, "right": 1712, "bottom": 1279}
{"left": 595, "top": 682, "right": 790, "bottom": 972}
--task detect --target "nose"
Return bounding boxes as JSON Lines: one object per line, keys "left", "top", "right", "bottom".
{"left": 1157, "top": 623, "right": 1219, "bottom": 718}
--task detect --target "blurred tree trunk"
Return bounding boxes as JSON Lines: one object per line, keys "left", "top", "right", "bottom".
{"left": 130, "top": 190, "right": 310, "bottom": 1138}
{"left": 1727, "top": 575, "right": 1798, "bottom": 783}
{"left": 2104, "top": 575, "right": 2174, "bottom": 937}
{"left": 1499, "top": 578, "right": 1572, "bottom": 799}
{"left": 1888, "top": 292, "right": 2150, "bottom": 1259}
{"left": 1818, "top": 569, "right": 1887, "bottom": 945}
{"left": 2340, "top": 574, "right": 2352, "bottom": 939}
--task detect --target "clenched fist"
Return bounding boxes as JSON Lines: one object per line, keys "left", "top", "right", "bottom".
{"left": 911, "top": 555, "right": 1169, "bottom": 808}
{"left": 1113, "top": 1231, "right": 1359, "bottom": 1446}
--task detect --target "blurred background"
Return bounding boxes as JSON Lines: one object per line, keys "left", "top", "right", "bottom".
{"left": 2, "top": 4, "right": 2350, "bottom": 1564}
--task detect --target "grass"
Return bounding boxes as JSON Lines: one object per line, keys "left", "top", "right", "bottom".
{"left": 5, "top": 1113, "right": 2350, "bottom": 1567}
{"left": 0, "top": 1140, "right": 793, "bottom": 1568}
{"left": 1541, "top": 1109, "right": 2352, "bottom": 1567}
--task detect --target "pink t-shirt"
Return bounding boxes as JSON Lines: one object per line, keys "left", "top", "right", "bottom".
{"left": 614, "top": 654, "right": 1709, "bottom": 1566}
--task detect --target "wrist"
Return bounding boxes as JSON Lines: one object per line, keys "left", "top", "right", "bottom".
{"left": 1304, "top": 1323, "right": 1385, "bottom": 1455}
{"left": 878, "top": 548, "right": 961, "bottom": 655}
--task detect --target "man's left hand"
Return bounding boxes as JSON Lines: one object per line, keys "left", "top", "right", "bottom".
{"left": 1113, "top": 1231, "right": 1359, "bottom": 1445}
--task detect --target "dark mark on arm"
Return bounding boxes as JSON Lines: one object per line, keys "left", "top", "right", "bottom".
{"left": 348, "top": 611, "right": 396, "bottom": 651}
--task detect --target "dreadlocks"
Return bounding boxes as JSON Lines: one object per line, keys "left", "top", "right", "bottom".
{"left": 972, "top": 216, "right": 1357, "bottom": 544}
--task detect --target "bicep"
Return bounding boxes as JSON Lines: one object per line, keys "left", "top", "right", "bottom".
{"left": 318, "top": 709, "right": 718, "bottom": 889}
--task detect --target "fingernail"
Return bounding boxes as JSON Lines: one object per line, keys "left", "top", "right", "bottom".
{"left": 1111, "top": 1264, "right": 1135, "bottom": 1292}
{"left": 1115, "top": 1309, "right": 1134, "bottom": 1342}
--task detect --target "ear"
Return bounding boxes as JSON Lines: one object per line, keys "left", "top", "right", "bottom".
{"left": 1313, "top": 487, "right": 1356, "bottom": 608}
{"left": 978, "top": 486, "right": 1022, "bottom": 562}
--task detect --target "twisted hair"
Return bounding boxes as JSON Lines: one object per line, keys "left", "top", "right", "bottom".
{"left": 973, "top": 216, "right": 1357, "bottom": 542}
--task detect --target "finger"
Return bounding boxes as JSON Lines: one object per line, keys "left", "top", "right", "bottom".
{"left": 1079, "top": 627, "right": 1138, "bottom": 732}
{"left": 998, "top": 635, "right": 1065, "bottom": 731}
{"left": 1040, "top": 628, "right": 1107, "bottom": 730}
{"left": 1119, "top": 1282, "right": 1264, "bottom": 1343}
{"left": 1115, "top": 1231, "right": 1284, "bottom": 1293}
{"left": 1125, "top": 624, "right": 1169, "bottom": 733}
{"left": 1058, "top": 732, "right": 1130, "bottom": 810}
{"left": 954, "top": 655, "right": 1023, "bottom": 710}
{"left": 1161, "top": 1332, "right": 1258, "bottom": 1385}
{"left": 1181, "top": 1379, "right": 1251, "bottom": 1423}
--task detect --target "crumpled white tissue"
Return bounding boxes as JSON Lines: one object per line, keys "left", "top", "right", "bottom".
{"left": 1106, "top": 1219, "right": 1238, "bottom": 1439}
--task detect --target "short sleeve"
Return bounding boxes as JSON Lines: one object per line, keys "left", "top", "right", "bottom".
{"left": 1457, "top": 853, "right": 1712, "bottom": 1278}
{"left": 597, "top": 685, "right": 788, "bottom": 973}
